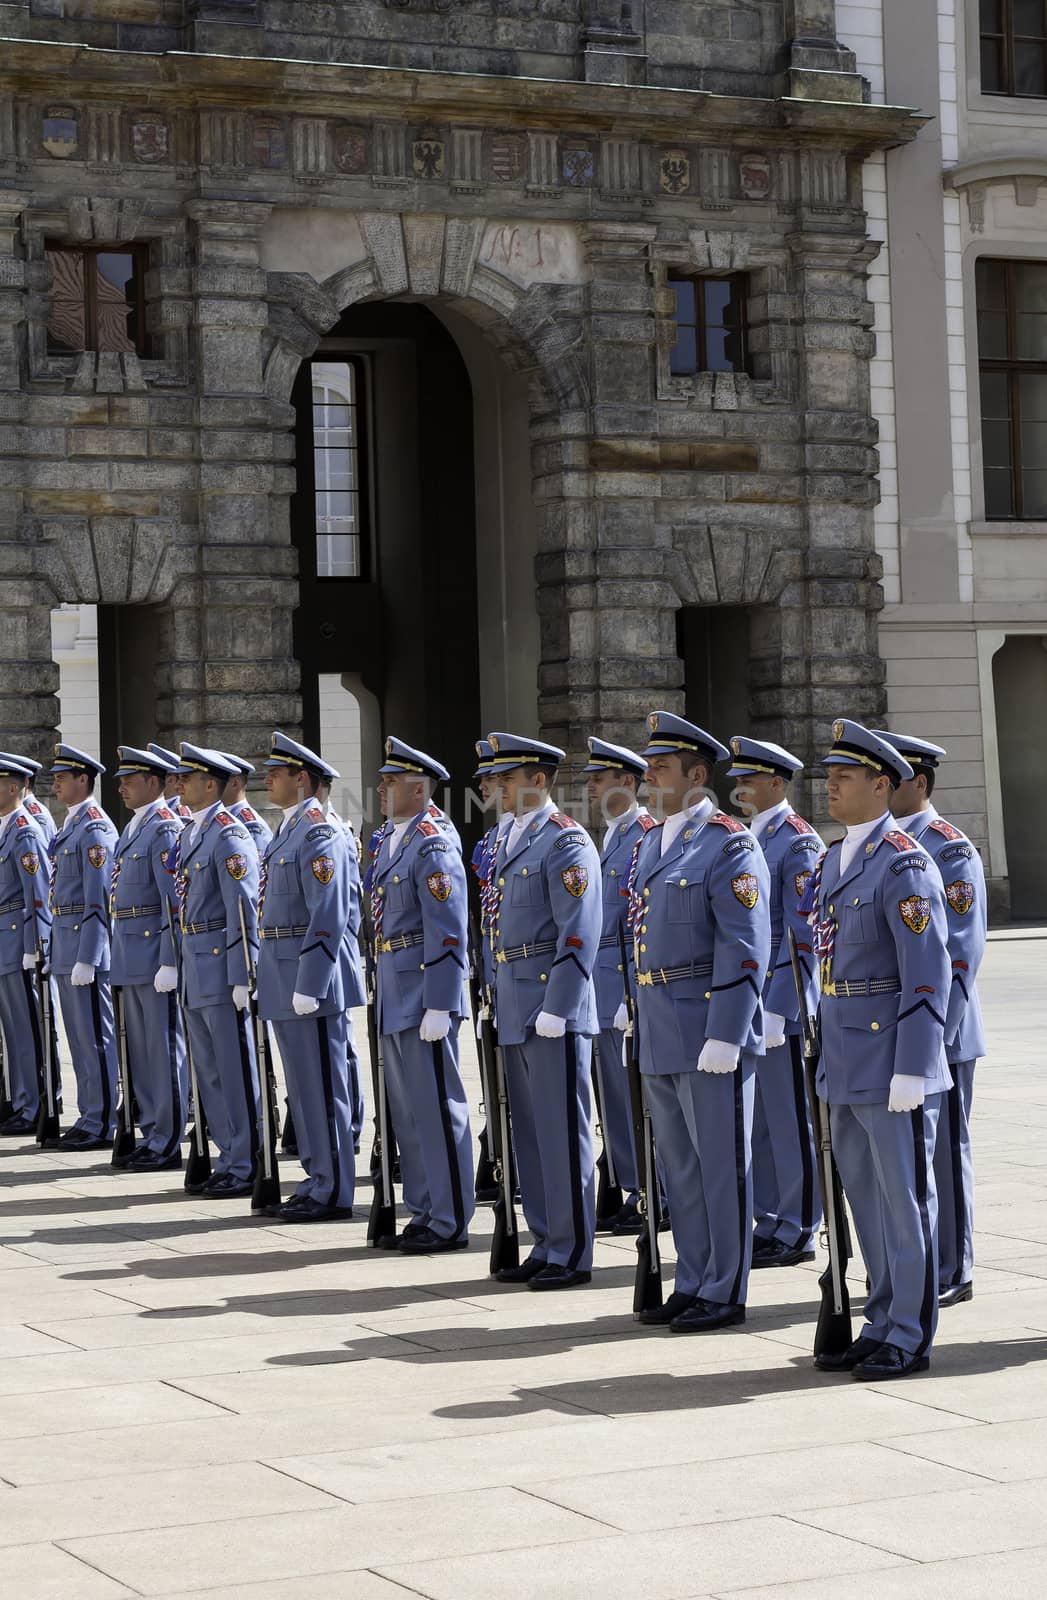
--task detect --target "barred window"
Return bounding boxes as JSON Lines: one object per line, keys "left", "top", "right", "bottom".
{"left": 308, "top": 358, "right": 369, "bottom": 579}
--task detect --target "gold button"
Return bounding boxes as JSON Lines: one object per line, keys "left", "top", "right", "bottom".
{"left": 132, "top": 852, "right": 138, "bottom": 859}
{"left": 853, "top": 897, "right": 859, "bottom": 906}
{"left": 641, "top": 924, "right": 647, "bottom": 933}
{"left": 617, "top": 963, "right": 623, "bottom": 972}
{"left": 639, "top": 943, "right": 646, "bottom": 952}
{"left": 74, "top": 923, "right": 79, "bottom": 931}
{"left": 871, "top": 1022, "right": 880, "bottom": 1031}
{"left": 393, "top": 875, "right": 399, "bottom": 883}
{"left": 521, "top": 868, "right": 528, "bottom": 877}
{"left": 213, "top": 947, "right": 219, "bottom": 955}
{"left": 279, "top": 857, "right": 285, "bottom": 865}
{"left": 378, "top": 887, "right": 385, "bottom": 896}
{"left": 498, "top": 877, "right": 505, "bottom": 886}
{"left": 705, "top": 991, "right": 711, "bottom": 999}
{"left": 829, "top": 903, "right": 835, "bottom": 913}
{"left": 420, "top": 963, "right": 425, "bottom": 970}
{"left": 144, "top": 930, "right": 150, "bottom": 938}
{"left": 539, "top": 973, "right": 547, "bottom": 981}
{"left": 680, "top": 878, "right": 687, "bottom": 886}
{"left": 644, "top": 888, "right": 650, "bottom": 897}
{"left": 767, "top": 970, "right": 772, "bottom": 979}
{"left": 610, "top": 869, "right": 617, "bottom": 878}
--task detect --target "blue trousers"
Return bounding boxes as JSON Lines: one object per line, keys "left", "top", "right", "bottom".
{"left": 382, "top": 1022, "right": 474, "bottom": 1241}
{"left": 752, "top": 1035, "right": 820, "bottom": 1249}
{"left": 120, "top": 984, "right": 187, "bottom": 1160}
{"left": 272, "top": 1010, "right": 355, "bottom": 1209}
{"left": 55, "top": 972, "right": 117, "bottom": 1139}
{"left": 502, "top": 1031, "right": 595, "bottom": 1272}
{"left": 644, "top": 1060, "right": 756, "bottom": 1305}
{"left": 594, "top": 1028, "right": 639, "bottom": 1196}
{"left": 184, "top": 1000, "right": 259, "bottom": 1181}
{"left": 935, "top": 1060, "right": 975, "bottom": 1288}
{"left": 0, "top": 967, "right": 49, "bottom": 1119}
{"left": 830, "top": 1095, "right": 941, "bottom": 1357}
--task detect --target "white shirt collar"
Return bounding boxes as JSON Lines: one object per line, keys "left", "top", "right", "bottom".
{"left": 838, "top": 811, "right": 891, "bottom": 875}
{"left": 64, "top": 798, "right": 92, "bottom": 826}
{"left": 603, "top": 801, "right": 642, "bottom": 852}
{"left": 660, "top": 796, "right": 712, "bottom": 856}
{"left": 751, "top": 797, "right": 791, "bottom": 838}
{"left": 0, "top": 807, "right": 25, "bottom": 839}
{"left": 508, "top": 798, "right": 555, "bottom": 849}
{"left": 893, "top": 803, "right": 938, "bottom": 833}
{"left": 127, "top": 798, "right": 161, "bottom": 836}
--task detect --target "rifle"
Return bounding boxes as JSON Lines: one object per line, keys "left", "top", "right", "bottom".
{"left": 617, "top": 922, "right": 663, "bottom": 1315}
{"left": 34, "top": 943, "right": 60, "bottom": 1148}
{"left": 468, "top": 915, "right": 518, "bottom": 1273}
{"left": 592, "top": 1036, "right": 624, "bottom": 1225}
{"left": 362, "top": 910, "right": 396, "bottom": 1246}
{"left": 165, "top": 899, "right": 211, "bottom": 1190}
{"left": 0, "top": 1026, "right": 13, "bottom": 1124}
{"left": 111, "top": 986, "right": 136, "bottom": 1164}
{"left": 788, "top": 927, "right": 852, "bottom": 1357}
{"left": 467, "top": 917, "right": 496, "bottom": 1200}
{"left": 237, "top": 898, "right": 281, "bottom": 1213}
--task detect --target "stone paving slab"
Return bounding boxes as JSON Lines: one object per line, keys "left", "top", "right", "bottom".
{"left": 0, "top": 937, "right": 1043, "bottom": 1597}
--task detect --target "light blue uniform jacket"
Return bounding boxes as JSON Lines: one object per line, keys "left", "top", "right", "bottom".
{"left": 257, "top": 803, "right": 351, "bottom": 1021}
{"left": 902, "top": 810, "right": 987, "bottom": 1064}
{"left": 229, "top": 799, "right": 273, "bottom": 853}
{"left": 0, "top": 808, "right": 50, "bottom": 972}
{"left": 630, "top": 801, "right": 771, "bottom": 1071}
{"left": 24, "top": 795, "right": 56, "bottom": 846}
{"left": 108, "top": 802, "right": 184, "bottom": 986}
{"left": 47, "top": 804, "right": 118, "bottom": 976}
{"left": 811, "top": 819, "right": 952, "bottom": 1105}
{"left": 173, "top": 806, "right": 259, "bottom": 1011}
{"left": 757, "top": 807, "right": 825, "bottom": 1031}
{"left": 373, "top": 811, "right": 469, "bottom": 1034}
{"left": 492, "top": 810, "right": 601, "bottom": 1047}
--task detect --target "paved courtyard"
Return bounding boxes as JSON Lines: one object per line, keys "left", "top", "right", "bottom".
{"left": 1, "top": 932, "right": 1046, "bottom": 1599}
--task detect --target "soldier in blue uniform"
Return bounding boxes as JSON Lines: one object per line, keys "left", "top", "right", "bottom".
{"left": 811, "top": 720, "right": 951, "bottom": 1379}
{"left": 0, "top": 754, "right": 56, "bottom": 847}
{"left": 315, "top": 758, "right": 366, "bottom": 1152}
{"left": 0, "top": 755, "right": 52, "bottom": 1136}
{"left": 583, "top": 736, "right": 656, "bottom": 1234}
{"left": 469, "top": 739, "right": 512, "bottom": 1200}
{"left": 372, "top": 737, "right": 474, "bottom": 1252}
{"left": 48, "top": 745, "right": 120, "bottom": 1150}
{"left": 221, "top": 755, "right": 273, "bottom": 853}
{"left": 171, "top": 743, "right": 260, "bottom": 1199}
{"left": 149, "top": 744, "right": 193, "bottom": 822}
{"left": 629, "top": 712, "right": 771, "bottom": 1331}
{"left": 881, "top": 730, "right": 987, "bottom": 1309}
{"left": 258, "top": 733, "right": 357, "bottom": 1220}
{"left": 485, "top": 732, "right": 602, "bottom": 1290}
{"left": 110, "top": 745, "right": 187, "bottom": 1170}
{"left": 726, "top": 736, "right": 823, "bottom": 1268}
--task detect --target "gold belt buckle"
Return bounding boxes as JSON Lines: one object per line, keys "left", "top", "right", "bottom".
{"left": 495, "top": 950, "right": 507, "bottom": 964}
{"left": 822, "top": 980, "right": 836, "bottom": 998}
{"left": 637, "top": 971, "right": 652, "bottom": 987}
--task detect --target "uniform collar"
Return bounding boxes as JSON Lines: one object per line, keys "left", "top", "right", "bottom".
{"left": 63, "top": 798, "right": 93, "bottom": 827}
{"left": 505, "top": 799, "right": 555, "bottom": 859}
{"left": 893, "top": 804, "right": 938, "bottom": 835}
{"left": 751, "top": 797, "right": 791, "bottom": 839}
{"left": 659, "top": 796, "right": 713, "bottom": 862}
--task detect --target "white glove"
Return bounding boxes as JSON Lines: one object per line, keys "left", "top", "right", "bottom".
{"left": 293, "top": 991, "right": 319, "bottom": 1016}
{"left": 23, "top": 952, "right": 38, "bottom": 972}
{"left": 154, "top": 965, "right": 177, "bottom": 994}
{"left": 535, "top": 1010, "right": 567, "bottom": 1039}
{"left": 71, "top": 962, "right": 95, "bottom": 988}
{"left": 764, "top": 1012, "right": 787, "bottom": 1050}
{"left": 419, "top": 1008, "right": 451, "bottom": 1043}
{"left": 888, "top": 1073, "right": 926, "bottom": 1113}
{"left": 698, "top": 1038, "right": 740, "bottom": 1074}
{"left": 613, "top": 1001, "right": 629, "bottom": 1031}
{"left": 232, "top": 984, "right": 249, "bottom": 1011}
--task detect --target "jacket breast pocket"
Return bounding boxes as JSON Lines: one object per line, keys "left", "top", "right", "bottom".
{"left": 510, "top": 869, "right": 544, "bottom": 908}
{"left": 836, "top": 997, "right": 899, "bottom": 1040}
{"left": 664, "top": 875, "right": 705, "bottom": 924}
{"left": 121, "top": 851, "right": 152, "bottom": 887}
{"left": 837, "top": 893, "right": 878, "bottom": 944}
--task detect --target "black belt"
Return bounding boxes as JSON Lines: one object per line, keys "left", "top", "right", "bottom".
{"left": 377, "top": 929, "right": 424, "bottom": 953}
{"left": 0, "top": 897, "right": 22, "bottom": 915}
{"left": 182, "top": 917, "right": 226, "bottom": 935}
{"left": 114, "top": 904, "right": 160, "bottom": 920}
{"left": 496, "top": 938, "right": 557, "bottom": 964}
{"left": 260, "top": 925, "right": 308, "bottom": 940}
{"left": 598, "top": 933, "right": 620, "bottom": 950}
{"left": 53, "top": 904, "right": 85, "bottom": 917}
{"left": 636, "top": 959, "right": 713, "bottom": 988}
{"left": 823, "top": 978, "right": 901, "bottom": 998}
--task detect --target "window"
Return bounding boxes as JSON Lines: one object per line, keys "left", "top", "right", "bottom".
{"left": 668, "top": 273, "right": 750, "bottom": 377}
{"left": 977, "top": 258, "right": 1047, "bottom": 518}
{"left": 310, "top": 358, "right": 367, "bottom": 579}
{"left": 981, "top": 0, "right": 1047, "bottom": 97}
{"left": 45, "top": 245, "right": 150, "bottom": 356}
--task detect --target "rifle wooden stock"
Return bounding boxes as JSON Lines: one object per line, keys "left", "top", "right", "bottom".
{"left": 34, "top": 950, "right": 60, "bottom": 1148}
{"left": 237, "top": 900, "right": 280, "bottom": 1213}
{"left": 165, "top": 901, "right": 211, "bottom": 1190}
{"left": 362, "top": 915, "right": 396, "bottom": 1247}
{"left": 111, "top": 986, "right": 136, "bottom": 1164}
{"left": 787, "top": 928, "right": 852, "bottom": 1358}
{"left": 617, "top": 923, "right": 663, "bottom": 1316}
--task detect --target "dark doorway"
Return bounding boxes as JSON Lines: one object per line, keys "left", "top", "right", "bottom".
{"left": 97, "top": 603, "right": 162, "bottom": 819}
{"left": 676, "top": 604, "right": 752, "bottom": 807}
{"left": 993, "top": 634, "right": 1047, "bottom": 919}
{"left": 291, "top": 303, "right": 482, "bottom": 841}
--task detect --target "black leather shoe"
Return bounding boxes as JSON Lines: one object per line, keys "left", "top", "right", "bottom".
{"left": 751, "top": 1238, "right": 815, "bottom": 1269}
{"left": 496, "top": 1256, "right": 548, "bottom": 1284}
{"left": 610, "top": 1199, "right": 643, "bottom": 1235}
{"left": 751, "top": 1234, "right": 776, "bottom": 1258}
{"left": 202, "top": 1174, "right": 253, "bottom": 1200}
{"left": 638, "top": 1290, "right": 698, "bottom": 1326}
{"left": 400, "top": 1225, "right": 468, "bottom": 1254}
{"left": 852, "top": 1341, "right": 929, "bottom": 1380}
{"left": 58, "top": 1127, "right": 112, "bottom": 1150}
{"left": 269, "top": 1196, "right": 352, "bottom": 1222}
{"left": 0, "top": 1114, "right": 37, "bottom": 1137}
{"left": 669, "top": 1299, "right": 745, "bottom": 1332}
{"left": 130, "top": 1150, "right": 182, "bottom": 1173}
{"left": 939, "top": 1280, "right": 973, "bottom": 1308}
{"left": 814, "top": 1334, "right": 883, "bottom": 1373}
{"left": 528, "top": 1265, "right": 592, "bottom": 1291}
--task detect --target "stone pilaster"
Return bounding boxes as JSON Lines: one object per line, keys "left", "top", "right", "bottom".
{"left": 783, "top": 0, "right": 864, "bottom": 100}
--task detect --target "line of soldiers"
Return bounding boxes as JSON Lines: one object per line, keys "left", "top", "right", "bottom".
{"left": 0, "top": 710, "right": 986, "bottom": 1374}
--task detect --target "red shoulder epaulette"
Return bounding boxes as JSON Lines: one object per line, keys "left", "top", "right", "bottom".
{"left": 240, "top": 806, "right": 256, "bottom": 822}
{"left": 305, "top": 806, "right": 324, "bottom": 823}
{"left": 929, "top": 818, "right": 964, "bottom": 841}
{"left": 785, "top": 813, "right": 815, "bottom": 835}
{"left": 883, "top": 829, "right": 918, "bottom": 853}
{"left": 85, "top": 806, "right": 102, "bottom": 821}
{"left": 417, "top": 818, "right": 438, "bottom": 837}
{"left": 428, "top": 803, "right": 441, "bottom": 818}
{"left": 550, "top": 813, "right": 577, "bottom": 829}
{"left": 637, "top": 814, "right": 658, "bottom": 833}
{"left": 216, "top": 810, "right": 234, "bottom": 826}
{"left": 26, "top": 798, "right": 42, "bottom": 813}
{"left": 156, "top": 807, "right": 173, "bottom": 820}
{"left": 16, "top": 814, "right": 30, "bottom": 827}
{"left": 709, "top": 812, "right": 746, "bottom": 834}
